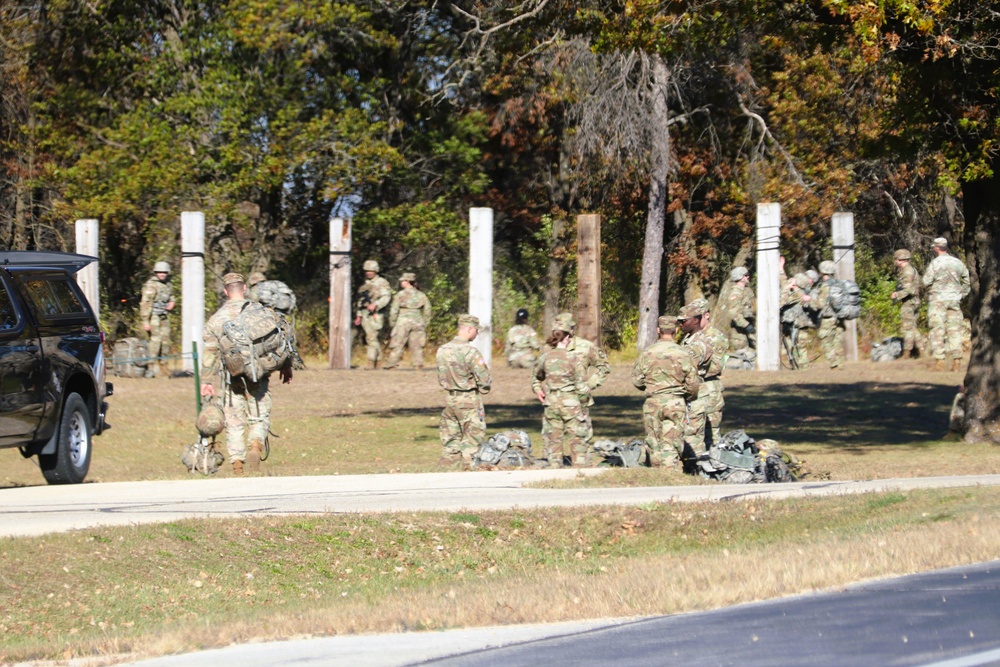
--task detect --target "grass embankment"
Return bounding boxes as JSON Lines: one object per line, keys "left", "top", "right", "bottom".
{"left": 3, "top": 488, "right": 999, "bottom": 664}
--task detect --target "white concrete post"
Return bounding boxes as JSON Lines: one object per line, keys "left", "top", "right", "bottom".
{"left": 469, "top": 208, "right": 494, "bottom": 367}
{"left": 181, "top": 212, "right": 205, "bottom": 372}
{"left": 832, "top": 212, "right": 858, "bottom": 362}
{"left": 74, "top": 219, "right": 99, "bottom": 322}
{"left": 329, "top": 216, "right": 352, "bottom": 369}
{"left": 756, "top": 203, "right": 782, "bottom": 371}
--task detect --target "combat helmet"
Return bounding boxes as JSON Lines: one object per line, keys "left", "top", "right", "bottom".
{"left": 819, "top": 260, "right": 836, "bottom": 276}
{"left": 893, "top": 249, "right": 911, "bottom": 261}
{"left": 196, "top": 402, "right": 225, "bottom": 437}
{"left": 363, "top": 259, "right": 380, "bottom": 272}
{"left": 247, "top": 271, "right": 266, "bottom": 286}
{"left": 153, "top": 261, "right": 171, "bottom": 274}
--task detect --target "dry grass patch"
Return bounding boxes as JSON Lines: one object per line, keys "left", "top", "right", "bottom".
{"left": 1, "top": 487, "right": 998, "bottom": 664}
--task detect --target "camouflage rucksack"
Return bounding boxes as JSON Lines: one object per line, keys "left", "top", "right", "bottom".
{"left": 697, "top": 430, "right": 800, "bottom": 484}
{"left": 219, "top": 301, "right": 292, "bottom": 382}
{"left": 181, "top": 438, "right": 224, "bottom": 475}
{"left": 827, "top": 279, "right": 862, "bottom": 320}
{"left": 254, "top": 280, "right": 297, "bottom": 314}
{"left": 473, "top": 431, "right": 536, "bottom": 469}
{"left": 871, "top": 337, "right": 903, "bottom": 363}
{"left": 112, "top": 337, "right": 149, "bottom": 377}
{"left": 592, "top": 439, "right": 646, "bottom": 468}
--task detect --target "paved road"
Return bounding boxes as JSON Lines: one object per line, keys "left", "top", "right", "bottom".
{"left": 123, "top": 561, "right": 1000, "bottom": 667}
{"left": 3, "top": 471, "right": 1000, "bottom": 538}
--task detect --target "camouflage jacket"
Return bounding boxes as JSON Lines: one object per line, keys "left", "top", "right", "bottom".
{"left": 201, "top": 298, "right": 254, "bottom": 389}
{"left": 726, "top": 283, "right": 755, "bottom": 330}
{"left": 504, "top": 324, "right": 541, "bottom": 357}
{"left": 565, "top": 335, "right": 611, "bottom": 392}
{"left": 531, "top": 346, "right": 588, "bottom": 398}
{"left": 895, "top": 263, "right": 920, "bottom": 303}
{"left": 811, "top": 280, "right": 835, "bottom": 319}
{"left": 922, "top": 254, "right": 970, "bottom": 302}
{"left": 389, "top": 287, "right": 431, "bottom": 327}
{"left": 139, "top": 277, "right": 172, "bottom": 323}
{"left": 355, "top": 276, "right": 392, "bottom": 317}
{"left": 631, "top": 339, "right": 699, "bottom": 398}
{"left": 436, "top": 337, "right": 492, "bottom": 394}
{"left": 683, "top": 326, "right": 728, "bottom": 379}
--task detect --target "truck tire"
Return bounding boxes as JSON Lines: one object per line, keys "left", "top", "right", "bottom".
{"left": 40, "top": 393, "right": 92, "bottom": 484}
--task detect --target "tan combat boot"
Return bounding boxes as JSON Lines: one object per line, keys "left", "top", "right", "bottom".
{"left": 952, "top": 358, "right": 963, "bottom": 372}
{"left": 933, "top": 359, "right": 947, "bottom": 372}
{"left": 232, "top": 460, "right": 244, "bottom": 476}
{"left": 247, "top": 440, "right": 264, "bottom": 473}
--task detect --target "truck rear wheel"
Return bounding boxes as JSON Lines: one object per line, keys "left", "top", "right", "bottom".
{"left": 40, "top": 392, "right": 92, "bottom": 484}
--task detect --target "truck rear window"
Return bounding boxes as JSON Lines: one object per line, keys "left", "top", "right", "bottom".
{"left": 21, "top": 277, "right": 87, "bottom": 321}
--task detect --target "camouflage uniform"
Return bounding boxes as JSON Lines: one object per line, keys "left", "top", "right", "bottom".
{"left": 812, "top": 272, "right": 846, "bottom": 369}
{"left": 532, "top": 345, "right": 590, "bottom": 467}
{"left": 679, "top": 300, "right": 728, "bottom": 455}
{"left": 782, "top": 274, "right": 817, "bottom": 369}
{"left": 557, "top": 314, "right": 611, "bottom": 445}
{"left": 893, "top": 254, "right": 921, "bottom": 355}
{"left": 631, "top": 320, "right": 699, "bottom": 468}
{"left": 139, "top": 271, "right": 173, "bottom": 378}
{"left": 922, "top": 250, "right": 970, "bottom": 362}
{"left": 436, "top": 316, "right": 492, "bottom": 464}
{"left": 385, "top": 276, "right": 431, "bottom": 369}
{"left": 202, "top": 283, "right": 274, "bottom": 468}
{"left": 355, "top": 265, "right": 392, "bottom": 366}
{"left": 725, "top": 281, "right": 756, "bottom": 351}
{"left": 505, "top": 324, "right": 542, "bottom": 368}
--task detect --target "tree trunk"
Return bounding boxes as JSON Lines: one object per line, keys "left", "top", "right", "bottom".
{"left": 637, "top": 54, "right": 671, "bottom": 350}
{"left": 961, "top": 169, "right": 1000, "bottom": 443}
{"left": 543, "top": 214, "right": 568, "bottom": 334}
{"left": 542, "top": 121, "right": 578, "bottom": 334}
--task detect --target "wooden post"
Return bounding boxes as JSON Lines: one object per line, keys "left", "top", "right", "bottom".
{"left": 756, "top": 203, "right": 782, "bottom": 371}
{"left": 576, "top": 214, "right": 601, "bottom": 344}
{"left": 469, "top": 208, "right": 494, "bottom": 367}
{"left": 329, "top": 216, "right": 352, "bottom": 369}
{"left": 74, "top": 219, "right": 99, "bottom": 322}
{"left": 832, "top": 212, "right": 859, "bottom": 362}
{"left": 181, "top": 212, "right": 205, "bottom": 372}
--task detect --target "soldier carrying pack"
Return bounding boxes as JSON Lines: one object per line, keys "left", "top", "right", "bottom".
{"left": 254, "top": 280, "right": 297, "bottom": 314}
{"left": 218, "top": 301, "right": 293, "bottom": 382}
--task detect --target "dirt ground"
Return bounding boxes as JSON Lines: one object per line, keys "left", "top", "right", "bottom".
{"left": 2, "top": 354, "right": 992, "bottom": 488}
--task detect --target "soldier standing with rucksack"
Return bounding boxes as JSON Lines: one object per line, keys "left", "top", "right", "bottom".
{"left": 201, "top": 273, "right": 293, "bottom": 476}
{"left": 139, "top": 261, "right": 175, "bottom": 378}
{"left": 812, "top": 260, "right": 846, "bottom": 369}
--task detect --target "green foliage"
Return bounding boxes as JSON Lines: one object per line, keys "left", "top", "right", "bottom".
{"left": 855, "top": 240, "right": 901, "bottom": 344}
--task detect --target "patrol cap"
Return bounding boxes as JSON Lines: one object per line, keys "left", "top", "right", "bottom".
{"left": 363, "top": 259, "right": 380, "bottom": 272}
{"left": 247, "top": 271, "right": 266, "bottom": 285}
{"left": 677, "top": 298, "right": 709, "bottom": 320}
{"left": 932, "top": 237, "right": 948, "bottom": 249}
{"left": 153, "top": 261, "right": 171, "bottom": 274}
{"left": 893, "top": 249, "right": 911, "bottom": 260}
{"left": 222, "top": 272, "right": 245, "bottom": 286}
{"left": 657, "top": 315, "right": 678, "bottom": 330}
{"left": 730, "top": 266, "right": 748, "bottom": 282}
{"left": 457, "top": 314, "right": 480, "bottom": 329}
{"left": 819, "top": 260, "right": 836, "bottom": 276}
{"left": 552, "top": 312, "right": 575, "bottom": 332}
{"left": 399, "top": 272, "right": 416, "bottom": 283}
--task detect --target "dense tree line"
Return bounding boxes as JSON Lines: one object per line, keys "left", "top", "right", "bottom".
{"left": 3, "top": 1, "right": 999, "bottom": 437}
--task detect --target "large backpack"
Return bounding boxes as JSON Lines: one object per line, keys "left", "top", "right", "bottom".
{"left": 696, "top": 430, "right": 799, "bottom": 484}
{"left": 592, "top": 439, "right": 646, "bottom": 468}
{"left": 827, "top": 279, "right": 861, "bottom": 320}
{"left": 219, "top": 301, "right": 292, "bottom": 382}
{"left": 473, "top": 430, "right": 536, "bottom": 469}
{"left": 871, "top": 336, "right": 903, "bottom": 363}
{"left": 112, "top": 337, "right": 149, "bottom": 377}
{"left": 255, "top": 280, "right": 297, "bottom": 314}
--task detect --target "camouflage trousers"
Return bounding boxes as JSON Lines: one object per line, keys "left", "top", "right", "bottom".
{"left": 785, "top": 328, "right": 813, "bottom": 369}
{"left": 440, "top": 391, "right": 486, "bottom": 462}
{"left": 899, "top": 299, "right": 920, "bottom": 353}
{"left": 146, "top": 316, "right": 170, "bottom": 377}
{"left": 360, "top": 312, "right": 384, "bottom": 363}
{"left": 685, "top": 379, "right": 724, "bottom": 455}
{"left": 386, "top": 319, "right": 426, "bottom": 369}
{"left": 541, "top": 390, "right": 591, "bottom": 467}
{"left": 928, "top": 300, "right": 963, "bottom": 360}
{"left": 506, "top": 350, "right": 537, "bottom": 369}
{"left": 224, "top": 377, "right": 271, "bottom": 464}
{"left": 642, "top": 393, "right": 687, "bottom": 468}
{"left": 729, "top": 330, "right": 753, "bottom": 353}
{"left": 817, "top": 317, "right": 845, "bottom": 368}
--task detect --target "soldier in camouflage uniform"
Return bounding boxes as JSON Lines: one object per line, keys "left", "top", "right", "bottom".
{"left": 679, "top": 298, "right": 728, "bottom": 455}
{"left": 723, "top": 266, "right": 756, "bottom": 352}
{"left": 436, "top": 314, "right": 492, "bottom": 467}
{"left": 138, "top": 261, "right": 175, "bottom": 378}
{"left": 781, "top": 272, "right": 817, "bottom": 369}
{"left": 810, "top": 260, "right": 846, "bottom": 369}
{"left": 922, "top": 237, "right": 971, "bottom": 371}
{"left": 201, "top": 273, "right": 293, "bottom": 476}
{"left": 631, "top": 315, "right": 699, "bottom": 469}
{"left": 353, "top": 259, "right": 392, "bottom": 369}
{"left": 532, "top": 321, "right": 591, "bottom": 467}
{"left": 385, "top": 273, "right": 431, "bottom": 370}
{"left": 246, "top": 272, "right": 267, "bottom": 304}
{"left": 890, "top": 249, "right": 922, "bottom": 359}
{"left": 555, "top": 312, "right": 611, "bottom": 448}
{"left": 505, "top": 308, "right": 542, "bottom": 368}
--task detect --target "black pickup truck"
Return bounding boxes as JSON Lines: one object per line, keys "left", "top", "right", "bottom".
{"left": 0, "top": 251, "right": 111, "bottom": 484}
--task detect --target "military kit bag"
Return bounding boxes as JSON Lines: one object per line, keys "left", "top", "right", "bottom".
{"left": 696, "top": 429, "right": 799, "bottom": 484}
{"left": 181, "top": 437, "right": 224, "bottom": 475}
{"left": 870, "top": 336, "right": 903, "bottom": 363}
{"left": 592, "top": 439, "right": 646, "bottom": 468}
{"left": 255, "top": 280, "right": 297, "bottom": 314}
{"left": 473, "top": 430, "right": 537, "bottom": 469}
{"left": 826, "top": 279, "right": 862, "bottom": 320}
{"left": 726, "top": 348, "right": 756, "bottom": 371}
{"left": 219, "top": 301, "right": 292, "bottom": 382}
{"left": 112, "top": 337, "right": 150, "bottom": 377}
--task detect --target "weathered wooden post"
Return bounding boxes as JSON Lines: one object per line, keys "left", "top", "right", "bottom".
{"left": 576, "top": 214, "right": 601, "bottom": 344}
{"left": 74, "top": 219, "right": 99, "bottom": 321}
{"left": 469, "top": 207, "right": 494, "bottom": 367}
{"left": 756, "top": 203, "right": 782, "bottom": 371}
{"left": 329, "top": 216, "right": 352, "bottom": 369}
{"left": 832, "top": 212, "right": 859, "bottom": 362}
{"left": 181, "top": 212, "right": 205, "bottom": 372}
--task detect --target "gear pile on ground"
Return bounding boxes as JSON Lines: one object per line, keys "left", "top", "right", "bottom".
{"left": 472, "top": 431, "right": 538, "bottom": 469}
{"left": 696, "top": 430, "right": 802, "bottom": 483}
{"left": 592, "top": 439, "right": 646, "bottom": 467}
{"left": 871, "top": 336, "right": 904, "bottom": 363}
{"left": 181, "top": 438, "right": 224, "bottom": 475}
